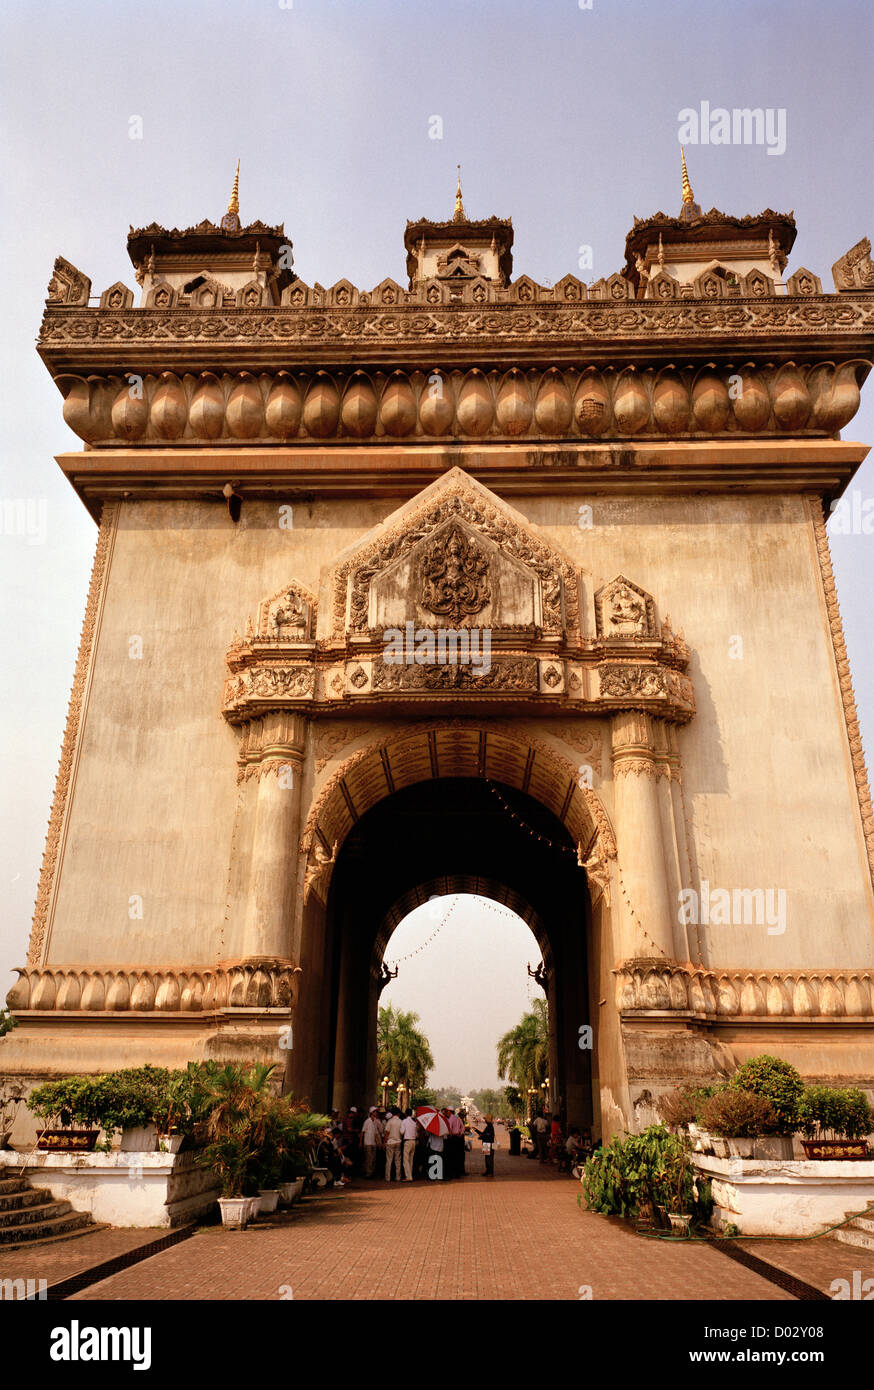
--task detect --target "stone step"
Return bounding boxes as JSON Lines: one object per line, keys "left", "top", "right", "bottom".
{"left": 0, "top": 1209, "right": 93, "bottom": 1246}
{"left": 0, "top": 1198, "right": 74, "bottom": 1230}
{"left": 845, "top": 1214, "right": 874, "bottom": 1235}
{"left": 834, "top": 1225, "right": 874, "bottom": 1253}
{"left": 0, "top": 1175, "right": 29, "bottom": 1196}
{"left": 0, "top": 1187, "right": 54, "bottom": 1213}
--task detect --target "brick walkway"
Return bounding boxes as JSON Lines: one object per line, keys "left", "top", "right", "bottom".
{"left": 62, "top": 1138, "right": 801, "bottom": 1302}
{"left": 4, "top": 1133, "right": 869, "bottom": 1301}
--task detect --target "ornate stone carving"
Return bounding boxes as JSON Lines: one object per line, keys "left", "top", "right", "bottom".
{"left": 809, "top": 498, "right": 874, "bottom": 887}
{"left": 335, "top": 475, "right": 579, "bottom": 637}
{"left": 595, "top": 575, "right": 657, "bottom": 639}
{"left": 98, "top": 282, "right": 135, "bottom": 310}
{"left": 38, "top": 299, "right": 874, "bottom": 371}
{"left": 303, "top": 838, "right": 338, "bottom": 904}
{"left": 7, "top": 959, "right": 301, "bottom": 1015}
{"left": 46, "top": 256, "right": 91, "bottom": 306}
{"left": 832, "top": 237, "right": 874, "bottom": 292}
{"left": 50, "top": 359, "right": 871, "bottom": 447}
{"left": 224, "top": 664, "right": 316, "bottom": 715}
{"left": 372, "top": 656, "right": 539, "bottom": 693}
{"left": 300, "top": 719, "right": 617, "bottom": 863}
{"left": 600, "top": 665, "right": 667, "bottom": 699}
{"left": 419, "top": 523, "right": 491, "bottom": 622}
{"left": 313, "top": 723, "right": 372, "bottom": 773}
{"left": 615, "top": 960, "right": 874, "bottom": 1021}
{"left": 28, "top": 503, "right": 119, "bottom": 967}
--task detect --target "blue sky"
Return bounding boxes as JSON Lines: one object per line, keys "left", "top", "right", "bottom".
{"left": 1, "top": 0, "right": 872, "bottom": 1085}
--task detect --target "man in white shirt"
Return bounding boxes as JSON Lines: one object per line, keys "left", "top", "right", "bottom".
{"left": 383, "top": 1108, "right": 403, "bottom": 1182}
{"left": 361, "top": 1106, "right": 381, "bottom": 1177}
{"left": 400, "top": 1110, "right": 418, "bottom": 1181}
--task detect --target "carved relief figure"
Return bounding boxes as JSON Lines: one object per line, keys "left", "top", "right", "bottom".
{"left": 608, "top": 584, "right": 647, "bottom": 636}
{"left": 272, "top": 589, "right": 308, "bottom": 638}
{"left": 420, "top": 524, "right": 491, "bottom": 624}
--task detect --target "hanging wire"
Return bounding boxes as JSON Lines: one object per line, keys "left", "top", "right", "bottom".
{"left": 486, "top": 781, "right": 583, "bottom": 865}
{"left": 384, "top": 892, "right": 535, "bottom": 968}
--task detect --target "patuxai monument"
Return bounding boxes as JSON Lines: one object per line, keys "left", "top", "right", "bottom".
{"left": 5, "top": 161, "right": 874, "bottom": 1142}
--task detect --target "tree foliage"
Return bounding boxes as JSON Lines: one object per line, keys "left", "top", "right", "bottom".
{"left": 376, "top": 1003, "right": 434, "bottom": 1094}
{"left": 496, "top": 998, "right": 549, "bottom": 1097}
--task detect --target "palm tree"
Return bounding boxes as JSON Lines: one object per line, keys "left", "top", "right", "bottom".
{"left": 497, "top": 999, "right": 549, "bottom": 1097}
{"left": 377, "top": 1003, "right": 435, "bottom": 1095}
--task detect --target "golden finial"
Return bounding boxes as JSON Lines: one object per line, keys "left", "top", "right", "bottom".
{"left": 680, "top": 146, "right": 694, "bottom": 206}
{"left": 228, "top": 159, "right": 240, "bottom": 217}
{"left": 453, "top": 163, "right": 466, "bottom": 223}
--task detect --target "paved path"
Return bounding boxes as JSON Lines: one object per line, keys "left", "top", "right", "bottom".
{"left": 63, "top": 1135, "right": 802, "bottom": 1302}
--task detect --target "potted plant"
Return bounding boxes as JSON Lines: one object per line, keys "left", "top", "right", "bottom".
{"left": 699, "top": 1088, "right": 779, "bottom": 1158}
{"left": 798, "top": 1086, "right": 872, "bottom": 1159}
{"left": 728, "top": 1055, "right": 802, "bottom": 1156}
{"left": 28, "top": 1076, "right": 102, "bottom": 1151}
{"left": 195, "top": 1060, "right": 280, "bottom": 1227}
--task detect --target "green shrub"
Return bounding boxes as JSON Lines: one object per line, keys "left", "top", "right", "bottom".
{"left": 699, "top": 1088, "right": 778, "bottom": 1138}
{"left": 581, "top": 1125, "right": 697, "bottom": 1217}
{"left": 797, "top": 1086, "right": 872, "bottom": 1141}
{"left": 657, "top": 1083, "right": 725, "bottom": 1129}
{"left": 730, "top": 1055, "right": 803, "bottom": 1135}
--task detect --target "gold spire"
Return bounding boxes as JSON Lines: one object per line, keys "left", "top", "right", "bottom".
{"left": 680, "top": 146, "right": 694, "bottom": 206}
{"left": 453, "top": 164, "right": 466, "bottom": 223}
{"left": 228, "top": 159, "right": 240, "bottom": 217}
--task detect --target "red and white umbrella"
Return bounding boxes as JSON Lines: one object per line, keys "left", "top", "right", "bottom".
{"left": 415, "top": 1106, "right": 451, "bottom": 1136}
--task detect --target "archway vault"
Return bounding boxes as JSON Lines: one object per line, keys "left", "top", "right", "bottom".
{"left": 300, "top": 719, "right": 617, "bottom": 917}
{"left": 372, "top": 875, "right": 553, "bottom": 972}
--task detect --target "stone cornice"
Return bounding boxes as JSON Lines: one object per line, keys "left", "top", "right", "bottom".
{"left": 6, "top": 957, "right": 301, "bottom": 1015}
{"left": 616, "top": 959, "right": 874, "bottom": 1021}
{"left": 47, "top": 360, "right": 873, "bottom": 451}
{"left": 36, "top": 294, "right": 874, "bottom": 376}
{"left": 54, "top": 440, "right": 872, "bottom": 518}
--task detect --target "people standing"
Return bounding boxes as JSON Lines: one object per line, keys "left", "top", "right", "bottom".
{"left": 447, "top": 1107, "right": 466, "bottom": 1177}
{"left": 533, "top": 1111, "right": 550, "bottom": 1163}
{"left": 361, "top": 1105, "right": 382, "bottom": 1178}
{"left": 383, "top": 1107, "right": 403, "bottom": 1182}
{"left": 474, "top": 1114, "right": 496, "bottom": 1177}
{"left": 400, "top": 1108, "right": 418, "bottom": 1181}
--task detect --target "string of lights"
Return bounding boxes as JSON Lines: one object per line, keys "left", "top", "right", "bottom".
{"left": 385, "top": 894, "right": 460, "bottom": 965}
{"left": 385, "top": 892, "right": 536, "bottom": 967}
{"left": 487, "top": 781, "right": 584, "bottom": 866}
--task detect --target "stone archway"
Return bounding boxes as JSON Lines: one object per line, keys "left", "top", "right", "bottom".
{"left": 288, "top": 721, "right": 616, "bottom": 1130}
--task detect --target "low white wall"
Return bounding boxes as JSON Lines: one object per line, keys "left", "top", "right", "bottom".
{"left": 695, "top": 1154, "right": 874, "bottom": 1236}
{"left": 0, "top": 1149, "right": 219, "bottom": 1228}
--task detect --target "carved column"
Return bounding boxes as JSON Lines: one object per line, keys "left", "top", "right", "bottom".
{"left": 242, "top": 713, "right": 307, "bottom": 959}
{"left": 611, "top": 712, "right": 677, "bottom": 961}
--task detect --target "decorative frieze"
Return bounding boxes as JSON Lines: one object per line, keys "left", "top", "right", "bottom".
{"left": 615, "top": 960, "right": 874, "bottom": 1020}
{"left": 809, "top": 499, "right": 874, "bottom": 888}
{"left": 47, "top": 359, "right": 872, "bottom": 446}
{"left": 6, "top": 959, "right": 301, "bottom": 1015}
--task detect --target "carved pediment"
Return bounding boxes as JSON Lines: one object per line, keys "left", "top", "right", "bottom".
{"left": 46, "top": 256, "right": 91, "bottom": 306}
{"left": 329, "top": 468, "right": 580, "bottom": 638}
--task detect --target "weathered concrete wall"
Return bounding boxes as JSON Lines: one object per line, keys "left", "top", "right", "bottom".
{"left": 38, "top": 485, "right": 873, "bottom": 983}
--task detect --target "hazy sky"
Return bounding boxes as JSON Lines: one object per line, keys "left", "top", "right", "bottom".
{"left": 1, "top": 0, "right": 872, "bottom": 1084}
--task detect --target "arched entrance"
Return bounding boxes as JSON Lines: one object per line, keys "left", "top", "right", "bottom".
{"left": 289, "top": 722, "right": 616, "bottom": 1134}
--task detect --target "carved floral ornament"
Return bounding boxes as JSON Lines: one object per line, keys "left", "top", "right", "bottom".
{"left": 50, "top": 360, "right": 872, "bottom": 446}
